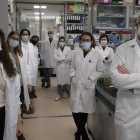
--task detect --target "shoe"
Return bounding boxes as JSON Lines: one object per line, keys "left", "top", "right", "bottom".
{"left": 41, "top": 79, "right": 45, "bottom": 87}
{"left": 29, "top": 92, "right": 34, "bottom": 99}
{"left": 22, "top": 104, "right": 31, "bottom": 114}
{"left": 45, "top": 85, "right": 51, "bottom": 88}
{"left": 55, "top": 94, "right": 61, "bottom": 101}
{"left": 17, "top": 134, "right": 25, "bottom": 140}
{"left": 32, "top": 90, "right": 37, "bottom": 98}
{"left": 75, "top": 132, "right": 80, "bottom": 140}
{"left": 82, "top": 136, "right": 90, "bottom": 140}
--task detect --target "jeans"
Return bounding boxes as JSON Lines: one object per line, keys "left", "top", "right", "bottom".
{"left": 20, "top": 86, "right": 24, "bottom": 118}
{"left": 72, "top": 112, "right": 88, "bottom": 138}
{"left": 57, "top": 84, "right": 67, "bottom": 96}
{"left": 0, "top": 106, "right": 5, "bottom": 139}
{"left": 43, "top": 68, "right": 54, "bottom": 85}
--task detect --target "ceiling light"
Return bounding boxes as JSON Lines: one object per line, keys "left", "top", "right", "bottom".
{"left": 34, "top": 13, "right": 44, "bottom": 15}
{"left": 35, "top": 17, "right": 44, "bottom": 19}
{"left": 34, "top": 6, "right": 47, "bottom": 9}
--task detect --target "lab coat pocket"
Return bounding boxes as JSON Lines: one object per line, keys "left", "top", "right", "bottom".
{"left": 86, "top": 80, "right": 92, "bottom": 90}
{"left": 115, "top": 96, "right": 127, "bottom": 123}
{"left": 71, "top": 77, "right": 77, "bottom": 88}
{"left": 88, "top": 63, "right": 95, "bottom": 70}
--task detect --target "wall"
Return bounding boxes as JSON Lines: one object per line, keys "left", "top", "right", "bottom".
{"left": 28, "top": 19, "right": 56, "bottom": 29}
{"left": 0, "top": 0, "right": 8, "bottom": 37}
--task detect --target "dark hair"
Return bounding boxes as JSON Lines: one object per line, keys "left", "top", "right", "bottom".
{"left": 6, "top": 31, "right": 23, "bottom": 57}
{"left": 20, "top": 29, "right": 30, "bottom": 36}
{"left": 79, "top": 32, "right": 95, "bottom": 48}
{"left": 30, "top": 35, "right": 39, "bottom": 42}
{"left": 99, "top": 34, "right": 109, "bottom": 43}
{"left": 57, "top": 36, "right": 65, "bottom": 49}
{"left": 0, "top": 29, "right": 17, "bottom": 77}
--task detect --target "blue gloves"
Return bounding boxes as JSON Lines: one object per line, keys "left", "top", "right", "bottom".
{"left": 41, "top": 60, "right": 44, "bottom": 66}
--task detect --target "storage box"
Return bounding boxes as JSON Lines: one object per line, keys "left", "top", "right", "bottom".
{"left": 123, "top": 0, "right": 133, "bottom": 5}
{"left": 94, "top": 0, "right": 112, "bottom": 4}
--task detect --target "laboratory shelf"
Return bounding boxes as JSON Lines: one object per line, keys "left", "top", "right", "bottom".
{"left": 67, "top": 23, "right": 87, "bottom": 25}
{"left": 67, "top": 12, "right": 84, "bottom": 15}
{"left": 94, "top": 27, "right": 127, "bottom": 31}
{"left": 98, "top": 16, "right": 125, "bottom": 18}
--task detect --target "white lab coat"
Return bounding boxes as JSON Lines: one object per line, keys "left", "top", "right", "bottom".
{"left": 95, "top": 45, "right": 114, "bottom": 74}
{"left": 70, "top": 48, "right": 104, "bottom": 113}
{"left": 40, "top": 38, "right": 58, "bottom": 68}
{"left": 54, "top": 46, "right": 71, "bottom": 85}
{"left": 21, "top": 41, "right": 36, "bottom": 86}
{"left": 1, "top": 64, "right": 21, "bottom": 140}
{"left": 111, "top": 38, "right": 140, "bottom": 140}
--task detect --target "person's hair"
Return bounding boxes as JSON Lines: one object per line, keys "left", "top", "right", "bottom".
{"left": 30, "top": 35, "right": 39, "bottom": 42}
{"left": 20, "top": 29, "right": 30, "bottom": 36}
{"left": 99, "top": 34, "right": 109, "bottom": 43}
{"left": 6, "top": 31, "right": 23, "bottom": 57}
{"left": 57, "top": 36, "right": 65, "bottom": 49}
{"left": 79, "top": 32, "right": 95, "bottom": 48}
{"left": 0, "top": 29, "right": 17, "bottom": 77}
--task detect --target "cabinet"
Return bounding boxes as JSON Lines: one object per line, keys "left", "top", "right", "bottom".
{"left": 92, "top": 4, "right": 128, "bottom": 30}
{"left": 87, "top": 97, "right": 116, "bottom": 140}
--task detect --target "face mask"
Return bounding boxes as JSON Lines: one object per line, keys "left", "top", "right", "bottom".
{"left": 0, "top": 45, "right": 2, "bottom": 51}
{"left": 138, "top": 27, "right": 140, "bottom": 36}
{"left": 32, "top": 40, "right": 37, "bottom": 46}
{"left": 9, "top": 39, "right": 19, "bottom": 48}
{"left": 101, "top": 40, "right": 107, "bottom": 46}
{"left": 59, "top": 42, "right": 65, "bottom": 47}
{"left": 22, "top": 35, "right": 29, "bottom": 42}
{"left": 81, "top": 42, "right": 91, "bottom": 51}
{"left": 49, "top": 34, "right": 53, "bottom": 38}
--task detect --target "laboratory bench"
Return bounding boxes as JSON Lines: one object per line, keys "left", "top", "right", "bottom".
{"left": 66, "top": 85, "right": 118, "bottom": 140}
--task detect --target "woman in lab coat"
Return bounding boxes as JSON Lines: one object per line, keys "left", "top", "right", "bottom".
{"left": 6, "top": 31, "right": 32, "bottom": 139}
{"left": 20, "top": 29, "right": 36, "bottom": 99}
{"left": 70, "top": 32, "right": 104, "bottom": 140}
{"left": 0, "top": 29, "right": 23, "bottom": 140}
{"left": 95, "top": 34, "right": 114, "bottom": 75}
{"left": 111, "top": 15, "right": 140, "bottom": 140}
{"left": 54, "top": 36, "right": 71, "bottom": 101}
{"left": 30, "top": 35, "right": 39, "bottom": 98}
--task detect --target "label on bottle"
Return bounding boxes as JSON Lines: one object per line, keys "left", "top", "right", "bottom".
{"left": 77, "top": 16, "right": 79, "bottom": 21}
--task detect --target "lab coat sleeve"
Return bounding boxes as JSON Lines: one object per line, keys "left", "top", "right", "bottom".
{"left": 34, "top": 47, "right": 38, "bottom": 68}
{"left": 89, "top": 54, "right": 104, "bottom": 81}
{"left": 54, "top": 48, "right": 65, "bottom": 61}
{"left": 65, "top": 48, "right": 72, "bottom": 62}
{"left": 70, "top": 52, "right": 76, "bottom": 77}
{"left": 40, "top": 41, "right": 45, "bottom": 60}
{"left": 104, "top": 48, "right": 114, "bottom": 64}
{"left": 111, "top": 46, "right": 140, "bottom": 91}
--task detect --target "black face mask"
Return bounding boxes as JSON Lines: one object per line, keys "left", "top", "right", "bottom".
{"left": 32, "top": 40, "right": 37, "bottom": 46}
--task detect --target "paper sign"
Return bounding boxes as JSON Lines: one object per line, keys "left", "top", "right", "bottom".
{"left": 104, "top": 0, "right": 108, "bottom": 2}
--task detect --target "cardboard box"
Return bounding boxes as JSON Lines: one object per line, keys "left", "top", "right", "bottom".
{"left": 123, "top": 0, "right": 133, "bottom": 5}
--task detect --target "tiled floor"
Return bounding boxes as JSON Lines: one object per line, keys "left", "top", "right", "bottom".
{"left": 23, "top": 77, "right": 93, "bottom": 140}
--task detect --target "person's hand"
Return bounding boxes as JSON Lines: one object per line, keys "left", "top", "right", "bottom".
{"left": 88, "top": 77, "right": 91, "bottom": 81}
{"left": 108, "top": 55, "right": 111, "bottom": 59}
{"left": 16, "top": 121, "right": 23, "bottom": 136}
{"left": 72, "top": 75, "right": 76, "bottom": 78}
{"left": 65, "top": 55, "right": 67, "bottom": 58}
{"left": 117, "top": 65, "right": 129, "bottom": 74}
{"left": 57, "top": 55, "right": 59, "bottom": 57}
{"left": 28, "top": 85, "right": 32, "bottom": 93}
{"left": 41, "top": 60, "right": 44, "bottom": 66}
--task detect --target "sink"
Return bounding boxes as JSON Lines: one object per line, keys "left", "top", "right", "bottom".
{"left": 102, "top": 87, "right": 118, "bottom": 98}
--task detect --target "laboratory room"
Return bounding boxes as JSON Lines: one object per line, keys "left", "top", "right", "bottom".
{"left": 0, "top": 0, "right": 140, "bottom": 140}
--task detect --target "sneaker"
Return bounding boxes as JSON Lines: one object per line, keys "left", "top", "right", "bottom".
{"left": 41, "top": 79, "right": 45, "bottom": 87}
{"left": 45, "top": 85, "right": 51, "bottom": 88}
{"left": 74, "top": 132, "right": 80, "bottom": 140}
{"left": 29, "top": 92, "right": 34, "bottom": 99}
{"left": 32, "top": 91, "right": 37, "bottom": 98}
{"left": 55, "top": 94, "right": 61, "bottom": 101}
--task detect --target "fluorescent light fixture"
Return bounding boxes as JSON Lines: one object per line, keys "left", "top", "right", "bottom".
{"left": 34, "top": 13, "right": 44, "bottom": 15}
{"left": 34, "top": 6, "right": 47, "bottom": 9}
{"left": 35, "top": 16, "right": 44, "bottom": 19}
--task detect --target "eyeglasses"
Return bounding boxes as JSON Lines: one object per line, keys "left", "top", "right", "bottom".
{"left": 81, "top": 39, "right": 91, "bottom": 42}
{"left": 11, "top": 37, "right": 19, "bottom": 41}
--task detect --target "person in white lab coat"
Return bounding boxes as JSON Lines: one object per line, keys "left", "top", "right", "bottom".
{"left": 0, "top": 29, "right": 23, "bottom": 140}
{"left": 95, "top": 34, "right": 114, "bottom": 75}
{"left": 20, "top": 29, "right": 36, "bottom": 99}
{"left": 111, "top": 15, "right": 140, "bottom": 140}
{"left": 30, "top": 35, "right": 39, "bottom": 98}
{"left": 40, "top": 30, "right": 58, "bottom": 88}
{"left": 70, "top": 32, "right": 104, "bottom": 140}
{"left": 54, "top": 36, "right": 71, "bottom": 101}
{"left": 7, "top": 31, "right": 32, "bottom": 140}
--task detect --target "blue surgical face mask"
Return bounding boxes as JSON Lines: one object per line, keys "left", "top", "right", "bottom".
{"left": 0, "top": 45, "right": 2, "bottom": 51}
{"left": 49, "top": 34, "right": 53, "bottom": 38}
{"left": 22, "top": 35, "right": 29, "bottom": 42}
{"left": 59, "top": 42, "right": 65, "bottom": 47}
{"left": 9, "top": 39, "right": 19, "bottom": 48}
{"left": 101, "top": 40, "right": 107, "bottom": 46}
{"left": 81, "top": 42, "right": 91, "bottom": 51}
